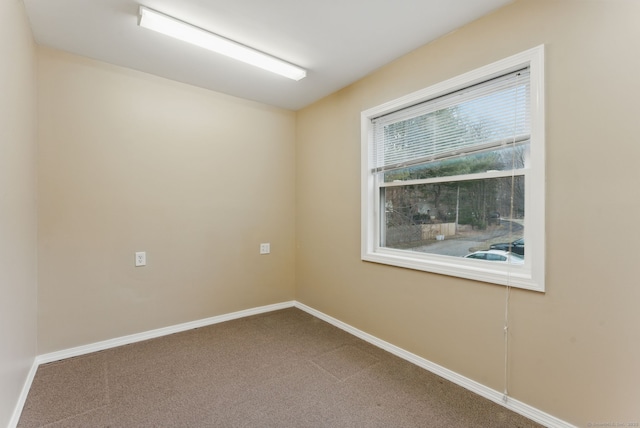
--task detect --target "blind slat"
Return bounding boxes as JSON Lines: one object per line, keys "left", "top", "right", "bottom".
{"left": 372, "top": 68, "right": 530, "bottom": 171}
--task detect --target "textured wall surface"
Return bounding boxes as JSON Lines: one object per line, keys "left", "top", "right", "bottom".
{"left": 0, "top": 0, "right": 38, "bottom": 426}
{"left": 37, "top": 48, "right": 297, "bottom": 354}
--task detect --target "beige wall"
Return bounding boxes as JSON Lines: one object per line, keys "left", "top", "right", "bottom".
{"left": 296, "top": 0, "right": 640, "bottom": 425}
{"left": 37, "top": 48, "right": 296, "bottom": 354}
{"left": 0, "top": 0, "right": 38, "bottom": 425}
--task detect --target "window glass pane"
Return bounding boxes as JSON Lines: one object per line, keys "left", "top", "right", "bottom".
{"left": 381, "top": 176, "right": 525, "bottom": 259}
{"left": 383, "top": 144, "right": 529, "bottom": 183}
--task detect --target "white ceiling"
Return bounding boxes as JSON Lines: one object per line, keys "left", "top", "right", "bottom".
{"left": 24, "top": 0, "right": 513, "bottom": 110}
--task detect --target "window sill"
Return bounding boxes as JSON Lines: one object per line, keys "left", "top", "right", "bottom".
{"left": 362, "top": 248, "right": 543, "bottom": 292}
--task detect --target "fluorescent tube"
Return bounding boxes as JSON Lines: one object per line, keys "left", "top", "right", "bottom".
{"left": 138, "top": 6, "right": 307, "bottom": 81}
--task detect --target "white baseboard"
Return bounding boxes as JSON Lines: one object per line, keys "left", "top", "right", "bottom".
{"left": 12, "top": 300, "right": 573, "bottom": 428}
{"left": 294, "top": 301, "right": 574, "bottom": 428}
{"left": 36, "top": 301, "right": 296, "bottom": 365}
{"left": 8, "top": 359, "right": 39, "bottom": 428}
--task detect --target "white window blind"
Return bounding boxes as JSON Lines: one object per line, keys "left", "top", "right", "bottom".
{"left": 371, "top": 68, "right": 530, "bottom": 173}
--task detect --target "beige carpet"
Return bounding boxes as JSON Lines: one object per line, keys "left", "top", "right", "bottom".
{"left": 18, "top": 308, "right": 542, "bottom": 427}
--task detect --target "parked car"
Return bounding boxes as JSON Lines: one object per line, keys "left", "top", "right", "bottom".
{"left": 489, "top": 238, "right": 524, "bottom": 255}
{"left": 464, "top": 250, "right": 524, "bottom": 264}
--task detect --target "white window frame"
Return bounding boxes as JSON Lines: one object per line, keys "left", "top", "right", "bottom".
{"left": 361, "top": 45, "right": 545, "bottom": 292}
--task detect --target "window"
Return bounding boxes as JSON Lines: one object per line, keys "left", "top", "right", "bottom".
{"left": 361, "top": 46, "right": 545, "bottom": 291}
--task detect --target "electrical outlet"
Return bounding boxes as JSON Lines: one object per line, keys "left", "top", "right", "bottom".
{"left": 260, "top": 243, "right": 270, "bottom": 255}
{"left": 135, "top": 251, "right": 146, "bottom": 267}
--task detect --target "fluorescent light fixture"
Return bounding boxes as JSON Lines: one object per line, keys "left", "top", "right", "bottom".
{"left": 138, "top": 6, "right": 307, "bottom": 81}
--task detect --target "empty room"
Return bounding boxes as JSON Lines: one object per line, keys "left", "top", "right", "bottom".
{"left": 2, "top": 0, "right": 639, "bottom": 427}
